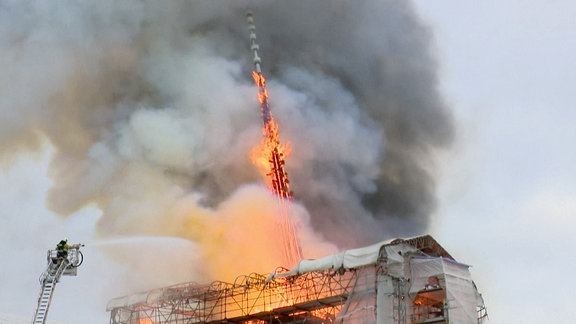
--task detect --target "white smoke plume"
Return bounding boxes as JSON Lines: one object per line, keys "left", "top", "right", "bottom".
{"left": 0, "top": 0, "right": 452, "bottom": 321}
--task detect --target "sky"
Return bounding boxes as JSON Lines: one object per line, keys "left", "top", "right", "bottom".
{"left": 1, "top": 1, "right": 575, "bottom": 323}
{"left": 413, "top": 1, "right": 576, "bottom": 322}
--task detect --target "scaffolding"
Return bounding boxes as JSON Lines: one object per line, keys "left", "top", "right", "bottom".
{"left": 107, "top": 235, "right": 487, "bottom": 324}
{"left": 109, "top": 267, "right": 357, "bottom": 323}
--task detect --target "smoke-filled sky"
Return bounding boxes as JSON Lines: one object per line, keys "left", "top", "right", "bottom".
{"left": 1, "top": 1, "right": 452, "bottom": 321}
{"left": 1, "top": 0, "right": 452, "bottom": 246}
{"left": 1, "top": 0, "right": 573, "bottom": 323}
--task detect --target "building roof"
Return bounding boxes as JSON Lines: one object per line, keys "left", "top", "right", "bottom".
{"left": 270, "top": 235, "right": 455, "bottom": 280}
{"left": 391, "top": 234, "right": 454, "bottom": 260}
{"left": 107, "top": 235, "right": 457, "bottom": 311}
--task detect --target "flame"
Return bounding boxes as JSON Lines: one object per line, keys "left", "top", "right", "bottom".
{"left": 249, "top": 70, "right": 301, "bottom": 266}
{"left": 138, "top": 319, "right": 154, "bottom": 324}
{"left": 252, "top": 71, "right": 265, "bottom": 87}
{"left": 250, "top": 71, "right": 293, "bottom": 200}
{"left": 249, "top": 121, "right": 292, "bottom": 175}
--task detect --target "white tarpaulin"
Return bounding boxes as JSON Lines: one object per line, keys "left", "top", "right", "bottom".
{"left": 275, "top": 239, "right": 418, "bottom": 279}
{"left": 409, "top": 256, "right": 478, "bottom": 324}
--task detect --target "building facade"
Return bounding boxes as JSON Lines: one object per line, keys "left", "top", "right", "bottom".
{"left": 107, "top": 235, "right": 487, "bottom": 323}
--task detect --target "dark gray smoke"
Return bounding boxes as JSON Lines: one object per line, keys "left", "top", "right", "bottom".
{"left": 250, "top": 2, "right": 454, "bottom": 245}
{"left": 0, "top": 0, "right": 452, "bottom": 249}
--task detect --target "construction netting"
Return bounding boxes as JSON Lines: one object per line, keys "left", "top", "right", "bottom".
{"left": 336, "top": 266, "right": 378, "bottom": 322}
{"left": 409, "top": 256, "right": 486, "bottom": 323}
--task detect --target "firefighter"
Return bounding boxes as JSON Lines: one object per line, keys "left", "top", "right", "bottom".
{"left": 56, "top": 238, "right": 69, "bottom": 261}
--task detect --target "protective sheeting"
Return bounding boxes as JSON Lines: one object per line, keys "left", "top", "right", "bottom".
{"left": 274, "top": 239, "right": 419, "bottom": 279}
{"left": 409, "top": 256, "right": 478, "bottom": 324}
{"left": 382, "top": 243, "right": 416, "bottom": 278}
{"left": 283, "top": 240, "right": 389, "bottom": 276}
{"left": 336, "top": 266, "right": 378, "bottom": 322}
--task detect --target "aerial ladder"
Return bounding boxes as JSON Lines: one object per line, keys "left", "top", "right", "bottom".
{"left": 32, "top": 242, "right": 84, "bottom": 324}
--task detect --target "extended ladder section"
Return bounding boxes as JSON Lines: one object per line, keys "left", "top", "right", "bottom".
{"left": 34, "top": 260, "right": 67, "bottom": 324}
{"left": 33, "top": 243, "right": 84, "bottom": 324}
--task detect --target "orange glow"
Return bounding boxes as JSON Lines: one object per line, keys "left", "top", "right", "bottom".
{"left": 138, "top": 319, "right": 154, "bottom": 324}
{"left": 249, "top": 121, "right": 292, "bottom": 175}
{"left": 252, "top": 71, "right": 266, "bottom": 87}
{"left": 249, "top": 70, "right": 301, "bottom": 266}
{"left": 250, "top": 72, "right": 293, "bottom": 200}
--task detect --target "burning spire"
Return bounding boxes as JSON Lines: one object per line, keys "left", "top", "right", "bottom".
{"left": 247, "top": 11, "right": 293, "bottom": 200}
{"left": 246, "top": 11, "right": 302, "bottom": 266}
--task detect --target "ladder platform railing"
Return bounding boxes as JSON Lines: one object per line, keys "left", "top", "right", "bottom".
{"left": 32, "top": 243, "right": 84, "bottom": 324}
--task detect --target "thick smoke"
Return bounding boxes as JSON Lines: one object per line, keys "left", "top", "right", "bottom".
{"left": 1, "top": 0, "right": 451, "bottom": 265}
